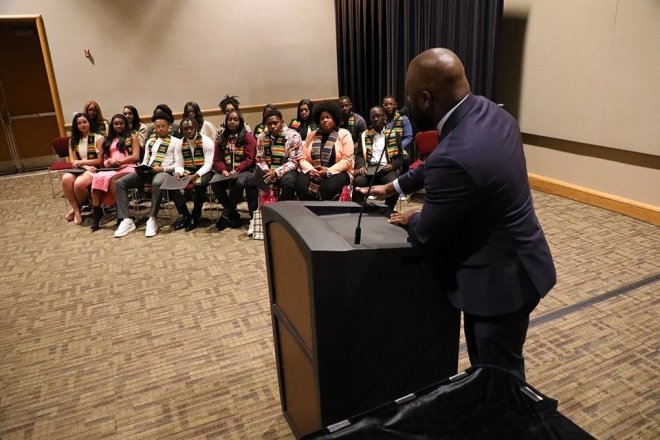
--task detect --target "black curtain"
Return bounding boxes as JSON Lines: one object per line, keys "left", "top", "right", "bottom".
{"left": 335, "top": 0, "right": 502, "bottom": 118}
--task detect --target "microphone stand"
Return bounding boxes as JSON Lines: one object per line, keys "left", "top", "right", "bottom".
{"left": 354, "top": 115, "right": 400, "bottom": 245}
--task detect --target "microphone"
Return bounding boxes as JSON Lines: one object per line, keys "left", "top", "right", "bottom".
{"left": 354, "top": 114, "right": 400, "bottom": 245}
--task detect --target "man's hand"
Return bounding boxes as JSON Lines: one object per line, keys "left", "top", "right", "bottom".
{"left": 389, "top": 209, "right": 419, "bottom": 226}
{"left": 264, "top": 169, "right": 277, "bottom": 184}
{"left": 153, "top": 166, "right": 164, "bottom": 173}
{"left": 354, "top": 167, "right": 368, "bottom": 176}
{"left": 380, "top": 164, "right": 393, "bottom": 173}
{"left": 355, "top": 182, "right": 396, "bottom": 198}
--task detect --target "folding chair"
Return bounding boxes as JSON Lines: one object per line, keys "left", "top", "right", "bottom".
{"left": 47, "top": 136, "right": 71, "bottom": 198}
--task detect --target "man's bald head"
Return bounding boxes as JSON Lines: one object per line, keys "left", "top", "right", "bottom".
{"left": 405, "top": 48, "right": 471, "bottom": 131}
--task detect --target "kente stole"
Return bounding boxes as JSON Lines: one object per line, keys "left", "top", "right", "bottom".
{"left": 345, "top": 114, "right": 355, "bottom": 132}
{"left": 387, "top": 111, "right": 403, "bottom": 138}
{"left": 290, "top": 119, "right": 301, "bottom": 131}
{"left": 181, "top": 135, "right": 205, "bottom": 172}
{"left": 122, "top": 136, "right": 133, "bottom": 155}
{"left": 150, "top": 136, "right": 171, "bottom": 167}
{"left": 363, "top": 129, "right": 398, "bottom": 163}
{"left": 262, "top": 132, "right": 286, "bottom": 170}
{"left": 74, "top": 135, "right": 98, "bottom": 160}
{"left": 310, "top": 130, "right": 338, "bottom": 169}
{"left": 223, "top": 135, "right": 245, "bottom": 169}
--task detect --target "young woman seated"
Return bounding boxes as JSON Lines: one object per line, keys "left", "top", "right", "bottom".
{"left": 62, "top": 112, "right": 104, "bottom": 224}
{"left": 89, "top": 114, "right": 140, "bottom": 231}
{"left": 296, "top": 101, "right": 354, "bottom": 201}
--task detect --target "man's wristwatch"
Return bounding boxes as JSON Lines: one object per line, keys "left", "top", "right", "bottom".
{"left": 326, "top": 171, "right": 333, "bottom": 178}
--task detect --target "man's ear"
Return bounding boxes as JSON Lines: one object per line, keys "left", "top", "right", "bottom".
{"left": 421, "top": 91, "right": 432, "bottom": 109}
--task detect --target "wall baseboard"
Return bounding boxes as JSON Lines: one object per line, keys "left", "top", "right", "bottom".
{"left": 528, "top": 173, "right": 659, "bottom": 226}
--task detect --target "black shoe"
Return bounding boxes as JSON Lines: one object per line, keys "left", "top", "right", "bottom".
{"left": 215, "top": 215, "right": 230, "bottom": 231}
{"left": 229, "top": 215, "right": 243, "bottom": 229}
{"left": 90, "top": 206, "right": 102, "bottom": 231}
{"left": 172, "top": 214, "right": 190, "bottom": 231}
{"left": 185, "top": 217, "right": 199, "bottom": 231}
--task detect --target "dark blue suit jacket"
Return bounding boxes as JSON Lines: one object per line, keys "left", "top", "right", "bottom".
{"left": 398, "top": 94, "right": 556, "bottom": 316}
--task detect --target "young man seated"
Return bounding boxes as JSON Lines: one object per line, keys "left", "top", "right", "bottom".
{"left": 114, "top": 109, "right": 183, "bottom": 238}
{"left": 255, "top": 109, "right": 302, "bottom": 201}
{"left": 352, "top": 105, "right": 403, "bottom": 209}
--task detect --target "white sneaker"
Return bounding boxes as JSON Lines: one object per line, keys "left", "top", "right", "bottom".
{"left": 368, "top": 195, "right": 377, "bottom": 200}
{"left": 114, "top": 218, "right": 136, "bottom": 238}
{"left": 247, "top": 219, "right": 254, "bottom": 237}
{"left": 145, "top": 217, "right": 158, "bottom": 237}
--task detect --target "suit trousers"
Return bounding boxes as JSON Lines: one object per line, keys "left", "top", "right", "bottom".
{"left": 463, "top": 298, "right": 539, "bottom": 381}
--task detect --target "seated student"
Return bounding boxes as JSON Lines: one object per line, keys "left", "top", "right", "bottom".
{"left": 144, "top": 104, "right": 179, "bottom": 139}
{"left": 211, "top": 110, "right": 258, "bottom": 233}
{"left": 255, "top": 108, "right": 302, "bottom": 201}
{"left": 62, "top": 112, "right": 104, "bottom": 225}
{"left": 289, "top": 98, "right": 318, "bottom": 140}
{"left": 177, "top": 101, "right": 217, "bottom": 142}
{"left": 382, "top": 94, "right": 413, "bottom": 172}
{"left": 113, "top": 109, "right": 183, "bottom": 238}
{"left": 352, "top": 105, "right": 403, "bottom": 209}
{"left": 171, "top": 116, "right": 215, "bottom": 231}
{"left": 338, "top": 95, "right": 367, "bottom": 144}
{"left": 217, "top": 95, "right": 252, "bottom": 136}
{"left": 83, "top": 100, "right": 109, "bottom": 136}
{"left": 89, "top": 114, "right": 141, "bottom": 231}
{"left": 296, "top": 101, "right": 354, "bottom": 201}
{"left": 123, "top": 105, "right": 148, "bottom": 148}
{"left": 253, "top": 104, "right": 277, "bottom": 138}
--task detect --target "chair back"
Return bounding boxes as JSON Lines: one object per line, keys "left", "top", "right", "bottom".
{"left": 51, "top": 136, "right": 70, "bottom": 158}
{"left": 414, "top": 130, "right": 439, "bottom": 157}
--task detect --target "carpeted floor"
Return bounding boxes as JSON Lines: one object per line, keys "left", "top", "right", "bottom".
{"left": 0, "top": 171, "right": 658, "bottom": 439}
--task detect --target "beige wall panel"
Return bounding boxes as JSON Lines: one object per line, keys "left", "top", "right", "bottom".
{"left": 599, "top": 0, "right": 660, "bottom": 155}
{"left": 510, "top": 0, "right": 660, "bottom": 156}
{"left": 518, "top": 0, "right": 616, "bottom": 145}
{"left": 0, "top": 0, "right": 338, "bottom": 119}
{"left": 524, "top": 144, "right": 660, "bottom": 206}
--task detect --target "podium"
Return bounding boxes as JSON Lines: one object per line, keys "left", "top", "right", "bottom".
{"left": 262, "top": 202, "right": 460, "bottom": 438}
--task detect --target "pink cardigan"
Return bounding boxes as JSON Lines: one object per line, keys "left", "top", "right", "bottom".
{"left": 300, "top": 128, "right": 354, "bottom": 174}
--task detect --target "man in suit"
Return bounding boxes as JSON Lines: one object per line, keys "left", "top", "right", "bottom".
{"left": 358, "top": 48, "right": 556, "bottom": 379}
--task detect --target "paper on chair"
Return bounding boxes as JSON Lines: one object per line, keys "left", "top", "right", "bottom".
{"left": 209, "top": 172, "right": 237, "bottom": 183}
{"left": 160, "top": 174, "right": 191, "bottom": 190}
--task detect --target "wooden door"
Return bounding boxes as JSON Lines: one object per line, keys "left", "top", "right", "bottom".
{"left": 0, "top": 16, "right": 64, "bottom": 173}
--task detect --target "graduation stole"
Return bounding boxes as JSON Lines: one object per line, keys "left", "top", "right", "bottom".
{"left": 254, "top": 124, "right": 267, "bottom": 138}
{"left": 181, "top": 134, "right": 205, "bottom": 172}
{"left": 222, "top": 135, "right": 245, "bottom": 169}
{"left": 387, "top": 111, "right": 403, "bottom": 137}
{"left": 73, "top": 135, "right": 98, "bottom": 160}
{"left": 362, "top": 129, "right": 398, "bottom": 163}
{"left": 122, "top": 135, "right": 133, "bottom": 155}
{"left": 289, "top": 119, "right": 301, "bottom": 131}
{"left": 261, "top": 131, "right": 287, "bottom": 169}
{"left": 343, "top": 114, "right": 355, "bottom": 132}
{"left": 150, "top": 135, "right": 171, "bottom": 167}
{"left": 310, "top": 130, "right": 338, "bottom": 169}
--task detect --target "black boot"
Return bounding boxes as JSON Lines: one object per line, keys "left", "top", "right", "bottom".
{"left": 91, "top": 206, "right": 102, "bottom": 231}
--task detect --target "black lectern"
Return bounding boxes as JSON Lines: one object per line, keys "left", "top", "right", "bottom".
{"left": 262, "top": 201, "right": 460, "bottom": 438}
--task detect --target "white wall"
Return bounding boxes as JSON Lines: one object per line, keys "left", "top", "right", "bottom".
{"left": 0, "top": 0, "right": 338, "bottom": 120}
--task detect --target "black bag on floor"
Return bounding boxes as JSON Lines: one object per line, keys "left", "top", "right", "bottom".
{"left": 302, "top": 366, "right": 595, "bottom": 440}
